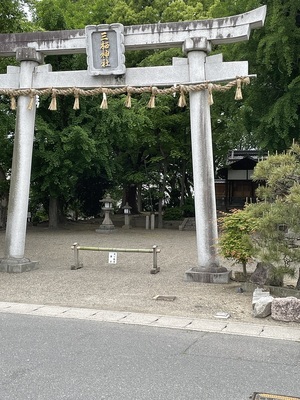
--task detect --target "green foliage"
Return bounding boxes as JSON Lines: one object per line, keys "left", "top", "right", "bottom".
{"left": 250, "top": 0, "right": 300, "bottom": 150}
{"left": 163, "top": 207, "right": 183, "bottom": 221}
{"left": 208, "top": 0, "right": 300, "bottom": 156}
{"left": 218, "top": 144, "right": 300, "bottom": 284}
{"left": 268, "top": 265, "right": 295, "bottom": 286}
{"left": 0, "top": 102, "right": 14, "bottom": 171}
{"left": 0, "top": 0, "right": 31, "bottom": 32}
{"left": 245, "top": 144, "right": 300, "bottom": 273}
{"left": 245, "top": 201, "right": 298, "bottom": 280}
{"left": 208, "top": 0, "right": 260, "bottom": 17}
{"left": 163, "top": 197, "right": 195, "bottom": 220}
{"left": 31, "top": 0, "right": 215, "bottom": 29}
{"left": 181, "top": 197, "right": 195, "bottom": 217}
{"left": 218, "top": 208, "right": 258, "bottom": 274}
{"left": 0, "top": 179, "right": 9, "bottom": 197}
{"left": 32, "top": 118, "right": 98, "bottom": 199}
{"left": 218, "top": 144, "right": 300, "bottom": 282}
{"left": 0, "top": 0, "right": 33, "bottom": 226}
{"left": 253, "top": 143, "right": 300, "bottom": 200}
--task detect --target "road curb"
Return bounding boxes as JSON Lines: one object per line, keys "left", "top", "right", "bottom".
{"left": 0, "top": 301, "right": 299, "bottom": 341}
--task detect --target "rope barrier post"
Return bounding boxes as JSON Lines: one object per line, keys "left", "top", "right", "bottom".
{"left": 145, "top": 215, "right": 149, "bottom": 230}
{"left": 71, "top": 242, "right": 83, "bottom": 270}
{"left": 150, "top": 214, "right": 155, "bottom": 230}
{"left": 150, "top": 245, "right": 160, "bottom": 274}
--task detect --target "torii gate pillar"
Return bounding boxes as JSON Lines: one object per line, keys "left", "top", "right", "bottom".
{"left": 183, "top": 38, "right": 223, "bottom": 281}
{"left": 1, "top": 48, "right": 42, "bottom": 272}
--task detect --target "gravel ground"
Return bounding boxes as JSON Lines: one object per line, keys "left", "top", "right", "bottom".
{"left": 0, "top": 222, "right": 299, "bottom": 327}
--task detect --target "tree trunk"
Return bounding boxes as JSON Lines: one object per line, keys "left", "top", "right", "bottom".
{"left": 49, "top": 196, "right": 59, "bottom": 229}
{"left": 158, "top": 161, "right": 168, "bottom": 229}
{"left": 0, "top": 198, "right": 7, "bottom": 229}
{"left": 158, "top": 195, "right": 163, "bottom": 229}
{"left": 123, "top": 184, "right": 139, "bottom": 214}
{"left": 180, "top": 160, "right": 186, "bottom": 207}
{"left": 137, "top": 184, "right": 142, "bottom": 213}
{"left": 242, "top": 261, "right": 247, "bottom": 277}
{"left": 0, "top": 167, "right": 8, "bottom": 229}
{"left": 296, "top": 268, "right": 300, "bottom": 290}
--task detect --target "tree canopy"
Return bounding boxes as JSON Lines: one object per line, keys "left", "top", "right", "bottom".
{"left": 210, "top": 0, "right": 300, "bottom": 153}
{"left": 0, "top": 0, "right": 33, "bottom": 227}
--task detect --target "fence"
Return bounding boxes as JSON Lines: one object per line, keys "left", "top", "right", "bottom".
{"left": 71, "top": 243, "right": 161, "bottom": 274}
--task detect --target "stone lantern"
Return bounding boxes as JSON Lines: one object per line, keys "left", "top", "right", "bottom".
{"left": 122, "top": 202, "right": 132, "bottom": 229}
{"left": 96, "top": 193, "right": 115, "bottom": 233}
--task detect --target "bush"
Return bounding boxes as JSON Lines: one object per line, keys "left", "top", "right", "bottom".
{"left": 218, "top": 208, "right": 257, "bottom": 276}
{"left": 181, "top": 197, "right": 195, "bottom": 217}
{"left": 163, "top": 207, "right": 183, "bottom": 221}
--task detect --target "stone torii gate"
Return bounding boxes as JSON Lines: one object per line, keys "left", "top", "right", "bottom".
{"left": 0, "top": 6, "right": 266, "bottom": 276}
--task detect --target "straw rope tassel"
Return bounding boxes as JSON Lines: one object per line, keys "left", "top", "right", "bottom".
{"left": 10, "top": 96, "right": 16, "bottom": 110}
{"left": 208, "top": 83, "right": 214, "bottom": 106}
{"left": 100, "top": 90, "right": 108, "bottom": 109}
{"left": 242, "top": 76, "right": 251, "bottom": 86}
{"left": 147, "top": 87, "right": 158, "bottom": 108}
{"left": 27, "top": 91, "right": 36, "bottom": 110}
{"left": 178, "top": 86, "right": 187, "bottom": 107}
{"left": 73, "top": 89, "right": 80, "bottom": 110}
{"left": 48, "top": 89, "right": 58, "bottom": 111}
{"left": 234, "top": 78, "right": 243, "bottom": 100}
{"left": 125, "top": 88, "right": 132, "bottom": 108}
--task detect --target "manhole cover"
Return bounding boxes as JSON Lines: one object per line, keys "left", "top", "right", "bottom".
{"left": 252, "top": 393, "right": 300, "bottom": 400}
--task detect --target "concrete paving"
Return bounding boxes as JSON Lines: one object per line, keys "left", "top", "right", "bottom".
{"left": 0, "top": 301, "right": 299, "bottom": 342}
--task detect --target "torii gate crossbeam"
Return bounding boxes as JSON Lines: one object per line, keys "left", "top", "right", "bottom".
{"left": 0, "top": 7, "right": 266, "bottom": 278}
{"left": 0, "top": 6, "right": 266, "bottom": 55}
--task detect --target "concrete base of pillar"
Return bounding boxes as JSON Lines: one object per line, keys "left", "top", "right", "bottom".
{"left": 184, "top": 266, "right": 232, "bottom": 283}
{"left": 95, "top": 225, "right": 116, "bottom": 234}
{"left": 122, "top": 225, "right": 132, "bottom": 229}
{"left": 0, "top": 258, "right": 39, "bottom": 273}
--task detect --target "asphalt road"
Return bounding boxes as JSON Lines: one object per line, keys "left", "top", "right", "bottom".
{"left": 0, "top": 313, "right": 299, "bottom": 400}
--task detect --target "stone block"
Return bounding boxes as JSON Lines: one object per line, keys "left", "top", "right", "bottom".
{"left": 242, "top": 281, "right": 300, "bottom": 299}
{"left": 184, "top": 267, "right": 232, "bottom": 283}
{"left": 252, "top": 287, "right": 271, "bottom": 308}
{"left": 0, "top": 258, "right": 38, "bottom": 273}
{"left": 271, "top": 297, "right": 300, "bottom": 323}
{"left": 253, "top": 296, "right": 274, "bottom": 318}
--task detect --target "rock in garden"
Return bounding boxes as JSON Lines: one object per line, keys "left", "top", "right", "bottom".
{"left": 253, "top": 296, "right": 274, "bottom": 318}
{"left": 271, "top": 297, "right": 300, "bottom": 322}
{"left": 250, "top": 262, "right": 283, "bottom": 287}
{"left": 252, "top": 287, "right": 271, "bottom": 308}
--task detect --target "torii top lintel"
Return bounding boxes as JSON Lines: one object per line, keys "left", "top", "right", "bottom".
{"left": 0, "top": 6, "right": 266, "bottom": 57}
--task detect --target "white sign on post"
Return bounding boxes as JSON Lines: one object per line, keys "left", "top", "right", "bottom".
{"left": 108, "top": 252, "right": 118, "bottom": 264}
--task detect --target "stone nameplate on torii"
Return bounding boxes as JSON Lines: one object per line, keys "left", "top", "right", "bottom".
{"left": 0, "top": 6, "right": 266, "bottom": 277}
